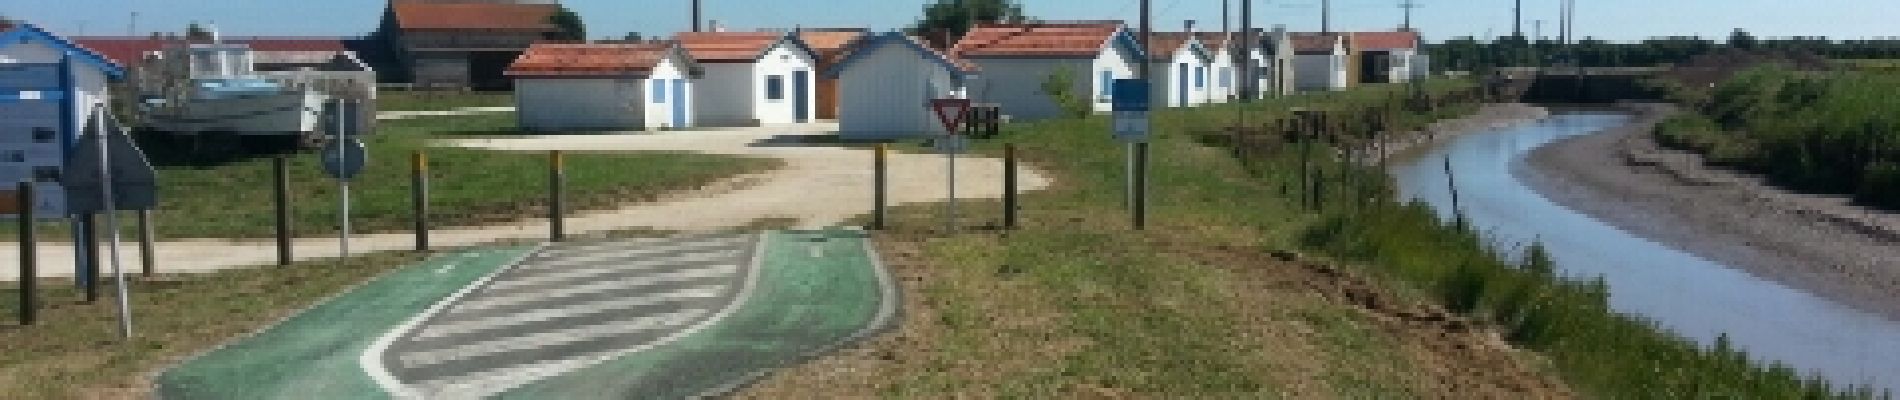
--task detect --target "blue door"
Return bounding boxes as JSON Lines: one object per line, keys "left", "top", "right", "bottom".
{"left": 672, "top": 79, "right": 688, "bottom": 128}
{"left": 793, "top": 70, "right": 811, "bottom": 123}
{"left": 1176, "top": 63, "right": 1189, "bottom": 107}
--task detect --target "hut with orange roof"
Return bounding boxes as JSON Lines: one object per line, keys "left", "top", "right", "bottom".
{"left": 952, "top": 21, "right": 1144, "bottom": 120}
{"left": 506, "top": 41, "right": 699, "bottom": 131}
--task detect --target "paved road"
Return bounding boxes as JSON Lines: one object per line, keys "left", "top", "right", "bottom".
{"left": 367, "top": 233, "right": 759, "bottom": 399}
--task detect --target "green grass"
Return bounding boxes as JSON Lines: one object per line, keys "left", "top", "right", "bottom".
{"left": 854, "top": 78, "right": 1881, "bottom": 398}
{"left": 1658, "top": 66, "right": 1900, "bottom": 209}
{"left": 7, "top": 113, "right": 777, "bottom": 240}
{"left": 375, "top": 91, "right": 514, "bottom": 112}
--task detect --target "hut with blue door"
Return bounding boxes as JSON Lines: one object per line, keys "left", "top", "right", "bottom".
{"left": 506, "top": 41, "right": 700, "bottom": 132}
{"left": 0, "top": 20, "right": 126, "bottom": 218}
{"left": 827, "top": 32, "right": 979, "bottom": 140}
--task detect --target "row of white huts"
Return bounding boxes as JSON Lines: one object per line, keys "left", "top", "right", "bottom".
{"left": 505, "top": 22, "right": 1428, "bottom": 139}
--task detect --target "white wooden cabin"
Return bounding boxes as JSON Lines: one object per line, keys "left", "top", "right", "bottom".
{"left": 828, "top": 32, "right": 978, "bottom": 140}
{"left": 676, "top": 31, "right": 820, "bottom": 126}
{"left": 507, "top": 42, "right": 699, "bottom": 132}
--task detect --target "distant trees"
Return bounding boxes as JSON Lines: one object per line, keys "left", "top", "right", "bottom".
{"left": 912, "top": 0, "right": 1028, "bottom": 48}
{"left": 546, "top": 6, "right": 585, "bottom": 41}
{"left": 1425, "top": 34, "right": 1900, "bottom": 70}
{"left": 185, "top": 22, "right": 213, "bottom": 41}
{"left": 1728, "top": 28, "right": 1758, "bottom": 50}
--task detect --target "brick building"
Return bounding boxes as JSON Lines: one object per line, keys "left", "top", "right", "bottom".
{"left": 375, "top": 0, "right": 560, "bottom": 90}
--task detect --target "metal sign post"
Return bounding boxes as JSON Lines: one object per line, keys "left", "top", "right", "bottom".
{"left": 64, "top": 106, "right": 156, "bottom": 339}
{"left": 322, "top": 99, "right": 368, "bottom": 259}
{"left": 1112, "top": 80, "right": 1152, "bottom": 229}
{"left": 930, "top": 98, "right": 972, "bottom": 233}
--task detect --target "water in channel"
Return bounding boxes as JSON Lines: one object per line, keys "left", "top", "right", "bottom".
{"left": 1388, "top": 111, "right": 1900, "bottom": 392}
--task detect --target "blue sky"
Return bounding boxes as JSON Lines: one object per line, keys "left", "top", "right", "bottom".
{"left": 7, "top": 0, "right": 1896, "bottom": 42}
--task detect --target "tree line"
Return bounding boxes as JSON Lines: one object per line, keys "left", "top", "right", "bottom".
{"left": 1428, "top": 29, "right": 1900, "bottom": 71}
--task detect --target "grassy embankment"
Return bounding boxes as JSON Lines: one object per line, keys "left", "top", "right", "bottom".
{"left": 746, "top": 80, "right": 1883, "bottom": 398}
{"left": 374, "top": 91, "right": 514, "bottom": 112}
{"left": 1656, "top": 65, "right": 1900, "bottom": 209}
{"left": 3, "top": 112, "right": 777, "bottom": 240}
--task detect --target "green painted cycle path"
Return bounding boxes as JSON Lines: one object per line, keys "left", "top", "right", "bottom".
{"left": 155, "top": 247, "right": 537, "bottom": 399}
{"left": 497, "top": 229, "right": 893, "bottom": 399}
{"left": 154, "top": 229, "right": 894, "bottom": 399}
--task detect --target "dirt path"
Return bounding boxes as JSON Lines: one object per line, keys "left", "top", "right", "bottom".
{"left": 375, "top": 107, "right": 517, "bottom": 121}
{"left": 1519, "top": 103, "right": 1900, "bottom": 320}
{"left": 0, "top": 124, "right": 1051, "bottom": 281}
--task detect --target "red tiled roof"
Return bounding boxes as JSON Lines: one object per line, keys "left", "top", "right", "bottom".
{"left": 952, "top": 22, "right": 1123, "bottom": 59}
{"left": 798, "top": 30, "right": 868, "bottom": 66}
{"left": 1351, "top": 31, "right": 1420, "bottom": 51}
{"left": 391, "top": 3, "right": 558, "bottom": 31}
{"left": 71, "top": 37, "right": 351, "bottom": 68}
{"left": 1289, "top": 33, "right": 1346, "bottom": 53}
{"left": 505, "top": 42, "right": 677, "bottom": 77}
{"left": 1147, "top": 32, "right": 1201, "bottom": 61}
{"left": 0, "top": 21, "right": 15, "bottom": 32}
{"left": 676, "top": 32, "right": 790, "bottom": 63}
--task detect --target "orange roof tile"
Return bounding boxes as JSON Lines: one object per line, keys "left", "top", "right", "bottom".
{"left": 798, "top": 30, "right": 869, "bottom": 66}
{"left": 676, "top": 31, "right": 791, "bottom": 63}
{"left": 505, "top": 42, "right": 678, "bottom": 77}
{"left": 952, "top": 22, "right": 1125, "bottom": 59}
{"left": 391, "top": 3, "right": 558, "bottom": 31}
{"left": 1146, "top": 32, "right": 1201, "bottom": 61}
{"left": 1350, "top": 31, "right": 1420, "bottom": 51}
{"left": 1194, "top": 32, "right": 1232, "bottom": 51}
{"left": 1289, "top": 33, "right": 1346, "bottom": 53}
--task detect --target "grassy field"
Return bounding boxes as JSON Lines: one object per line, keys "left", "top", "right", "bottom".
{"left": 375, "top": 91, "right": 514, "bottom": 112}
{"left": 743, "top": 83, "right": 1582, "bottom": 398}
{"left": 745, "top": 81, "right": 1882, "bottom": 398}
{"left": 5, "top": 113, "right": 777, "bottom": 240}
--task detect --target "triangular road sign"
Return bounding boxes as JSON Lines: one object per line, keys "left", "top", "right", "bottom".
{"left": 64, "top": 105, "right": 158, "bottom": 213}
{"left": 930, "top": 98, "right": 972, "bottom": 135}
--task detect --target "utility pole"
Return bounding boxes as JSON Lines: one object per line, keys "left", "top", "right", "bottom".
{"left": 1400, "top": 0, "right": 1419, "bottom": 31}
{"left": 1240, "top": 0, "right": 1254, "bottom": 102}
{"left": 1321, "top": 0, "right": 1332, "bottom": 34}
{"left": 692, "top": 0, "right": 702, "bottom": 32}
{"left": 1513, "top": 0, "right": 1523, "bottom": 38}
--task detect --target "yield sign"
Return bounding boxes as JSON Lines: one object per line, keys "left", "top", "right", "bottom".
{"left": 930, "top": 98, "right": 972, "bottom": 135}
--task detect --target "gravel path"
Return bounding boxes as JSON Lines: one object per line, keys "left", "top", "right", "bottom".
{"left": 1518, "top": 103, "right": 1900, "bottom": 319}
{"left": 0, "top": 123, "right": 1050, "bottom": 281}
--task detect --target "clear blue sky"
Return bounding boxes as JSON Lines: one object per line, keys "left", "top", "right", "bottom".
{"left": 8, "top": 0, "right": 1897, "bottom": 43}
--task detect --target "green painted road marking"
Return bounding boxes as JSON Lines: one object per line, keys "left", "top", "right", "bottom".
{"left": 155, "top": 248, "right": 534, "bottom": 400}
{"left": 498, "top": 229, "right": 891, "bottom": 399}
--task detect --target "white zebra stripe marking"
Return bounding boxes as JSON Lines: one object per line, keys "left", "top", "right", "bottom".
{"left": 532, "top": 235, "right": 748, "bottom": 258}
{"left": 413, "top": 284, "right": 726, "bottom": 340}
{"left": 450, "top": 265, "right": 739, "bottom": 313}
{"left": 398, "top": 309, "right": 708, "bottom": 369}
{"left": 510, "top": 242, "right": 747, "bottom": 272}
{"left": 480, "top": 251, "right": 741, "bottom": 292}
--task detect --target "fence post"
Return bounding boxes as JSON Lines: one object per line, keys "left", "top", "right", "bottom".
{"left": 873, "top": 144, "right": 887, "bottom": 231}
{"left": 274, "top": 156, "right": 292, "bottom": 266}
{"left": 1003, "top": 144, "right": 1018, "bottom": 230}
{"left": 81, "top": 214, "right": 97, "bottom": 303}
{"left": 549, "top": 150, "right": 565, "bottom": 242}
{"left": 18, "top": 182, "right": 36, "bottom": 326}
{"left": 412, "top": 151, "right": 430, "bottom": 252}
{"left": 138, "top": 210, "right": 154, "bottom": 277}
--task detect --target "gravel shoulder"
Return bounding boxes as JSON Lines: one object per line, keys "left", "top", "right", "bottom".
{"left": 1517, "top": 103, "right": 1900, "bottom": 320}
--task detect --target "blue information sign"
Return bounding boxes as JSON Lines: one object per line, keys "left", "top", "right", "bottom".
{"left": 1112, "top": 79, "right": 1150, "bottom": 112}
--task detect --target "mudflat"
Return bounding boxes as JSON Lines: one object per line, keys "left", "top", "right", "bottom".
{"left": 1518, "top": 103, "right": 1900, "bottom": 320}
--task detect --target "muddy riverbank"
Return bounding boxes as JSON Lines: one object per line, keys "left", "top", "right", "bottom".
{"left": 1518, "top": 103, "right": 1900, "bottom": 321}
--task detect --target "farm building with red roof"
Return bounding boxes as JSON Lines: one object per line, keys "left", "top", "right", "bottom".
{"left": 374, "top": 0, "right": 561, "bottom": 90}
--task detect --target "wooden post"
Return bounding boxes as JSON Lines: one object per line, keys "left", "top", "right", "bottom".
{"left": 549, "top": 150, "right": 565, "bottom": 242}
{"left": 138, "top": 210, "right": 154, "bottom": 277}
{"left": 412, "top": 151, "right": 430, "bottom": 252}
{"left": 873, "top": 144, "right": 887, "bottom": 230}
{"left": 18, "top": 182, "right": 36, "bottom": 325}
{"left": 1003, "top": 144, "right": 1018, "bottom": 230}
{"left": 273, "top": 156, "right": 292, "bottom": 266}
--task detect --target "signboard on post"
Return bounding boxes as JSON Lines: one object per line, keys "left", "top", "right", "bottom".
{"left": 930, "top": 98, "right": 972, "bottom": 136}
{"left": 929, "top": 98, "right": 972, "bottom": 233}
{"left": 63, "top": 106, "right": 158, "bottom": 214}
{"left": 0, "top": 63, "right": 78, "bottom": 218}
{"left": 1112, "top": 79, "right": 1150, "bottom": 143}
{"left": 322, "top": 138, "right": 368, "bottom": 181}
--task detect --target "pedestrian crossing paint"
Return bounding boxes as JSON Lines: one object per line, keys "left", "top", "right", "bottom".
{"left": 366, "top": 233, "right": 762, "bottom": 399}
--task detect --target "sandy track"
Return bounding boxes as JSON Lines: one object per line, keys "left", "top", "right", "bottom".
{"left": 0, "top": 123, "right": 1050, "bottom": 280}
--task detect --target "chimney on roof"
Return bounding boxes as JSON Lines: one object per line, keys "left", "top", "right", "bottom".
{"left": 1184, "top": 20, "right": 1196, "bottom": 34}
{"left": 710, "top": 20, "right": 725, "bottom": 32}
